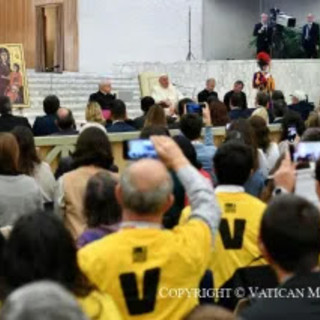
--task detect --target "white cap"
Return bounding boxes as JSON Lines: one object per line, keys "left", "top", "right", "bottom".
{"left": 291, "top": 90, "right": 307, "bottom": 102}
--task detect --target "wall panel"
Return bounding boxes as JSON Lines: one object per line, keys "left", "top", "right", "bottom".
{"left": 0, "top": 0, "right": 78, "bottom": 71}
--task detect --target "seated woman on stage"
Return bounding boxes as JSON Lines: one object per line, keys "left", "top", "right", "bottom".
{"left": 253, "top": 52, "right": 275, "bottom": 94}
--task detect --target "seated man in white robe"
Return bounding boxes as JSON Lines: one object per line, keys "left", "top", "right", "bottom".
{"left": 151, "top": 75, "right": 184, "bottom": 115}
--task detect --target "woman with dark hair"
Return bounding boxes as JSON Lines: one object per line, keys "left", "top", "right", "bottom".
{"left": 77, "top": 172, "right": 122, "bottom": 248}
{"left": 2, "top": 212, "right": 121, "bottom": 319}
{"left": 144, "top": 104, "right": 167, "bottom": 128}
{"left": 279, "top": 110, "right": 306, "bottom": 155}
{"left": 249, "top": 116, "right": 280, "bottom": 172}
{"left": 228, "top": 119, "right": 268, "bottom": 197}
{"left": 55, "top": 127, "right": 117, "bottom": 240}
{"left": 0, "top": 48, "right": 11, "bottom": 96}
{"left": 12, "top": 126, "right": 55, "bottom": 205}
{"left": 0, "top": 133, "right": 42, "bottom": 226}
{"left": 209, "top": 100, "right": 230, "bottom": 127}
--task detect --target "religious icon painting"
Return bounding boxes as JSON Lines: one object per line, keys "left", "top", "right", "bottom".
{"left": 0, "top": 44, "right": 29, "bottom": 108}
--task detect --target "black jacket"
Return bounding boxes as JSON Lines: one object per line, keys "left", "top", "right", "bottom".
{"left": 224, "top": 91, "right": 248, "bottom": 110}
{"left": 89, "top": 91, "right": 116, "bottom": 110}
{"left": 253, "top": 23, "right": 272, "bottom": 53}
{"left": 0, "top": 114, "right": 31, "bottom": 133}
{"left": 107, "top": 121, "right": 136, "bottom": 133}
{"left": 288, "top": 101, "right": 314, "bottom": 121}
{"left": 33, "top": 114, "right": 59, "bottom": 136}
{"left": 197, "top": 89, "right": 218, "bottom": 103}
{"left": 302, "top": 23, "right": 320, "bottom": 47}
{"left": 241, "top": 272, "right": 320, "bottom": 320}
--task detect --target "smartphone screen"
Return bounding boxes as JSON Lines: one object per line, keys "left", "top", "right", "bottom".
{"left": 123, "top": 139, "right": 158, "bottom": 160}
{"left": 294, "top": 142, "right": 320, "bottom": 163}
{"left": 287, "top": 126, "right": 297, "bottom": 143}
{"left": 186, "top": 103, "right": 204, "bottom": 116}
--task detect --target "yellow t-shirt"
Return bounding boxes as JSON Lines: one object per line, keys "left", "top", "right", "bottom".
{"left": 77, "top": 290, "right": 122, "bottom": 320}
{"left": 182, "top": 191, "right": 267, "bottom": 292}
{"left": 78, "top": 220, "right": 211, "bottom": 320}
{"left": 211, "top": 192, "right": 267, "bottom": 290}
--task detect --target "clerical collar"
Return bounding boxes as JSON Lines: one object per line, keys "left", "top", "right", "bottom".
{"left": 119, "top": 221, "right": 163, "bottom": 230}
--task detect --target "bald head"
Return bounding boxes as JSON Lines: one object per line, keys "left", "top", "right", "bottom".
{"left": 119, "top": 159, "right": 173, "bottom": 215}
{"left": 99, "top": 79, "right": 112, "bottom": 94}
{"left": 56, "top": 108, "right": 75, "bottom": 131}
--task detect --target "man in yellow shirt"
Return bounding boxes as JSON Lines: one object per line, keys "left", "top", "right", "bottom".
{"left": 78, "top": 136, "right": 221, "bottom": 320}
{"left": 211, "top": 141, "right": 277, "bottom": 309}
{"left": 182, "top": 141, "right": 277, "bottom": 309}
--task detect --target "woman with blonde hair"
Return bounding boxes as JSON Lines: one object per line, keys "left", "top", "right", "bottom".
{"left": 144, "top": 104, "right": 167, "bottom": 128}
{"left": 85, "top": 102, "right": 105, "bottom": 125}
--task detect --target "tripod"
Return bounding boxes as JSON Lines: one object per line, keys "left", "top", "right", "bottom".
{"left": 186, "top": 6, "right": 196, "bottom": 61}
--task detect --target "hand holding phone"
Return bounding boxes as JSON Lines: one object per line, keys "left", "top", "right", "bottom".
{"left": 186, "top": 103, "right": 205, "bottom": 116}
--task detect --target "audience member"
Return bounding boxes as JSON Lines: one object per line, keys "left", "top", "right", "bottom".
{"left": 301, "top": 127, "right": 320, "bottom": 142}
{"left": 151, "top": 74, "right": 183, "bottom": 113}
{"left": 228, "top": 119, "right": 268, "bottom": 197}
{"left": 0, "top": 133, "right": 42, "bottom": 226}
{"left": 273, "top": 100, "right": 288, "bottom": 124}
{"left": 78, "top": 136, "right": 221, "bottom": 320}
{"left": 229, "top": 93, "right": 250, "bottom": 120}
{"left": 33, "top": 95, "right": 60, "bottom": 136}
{"left": 51, "top": 108, "right": 78, "bottom": 136}
{"left": 0, "top": 282, "right": 89, "bottom": 320}
{"left": 251, "top": 92, "right": 272, "bottom": 124}
{"left": 133, "top": 96, "right": 155, "bottom": 129}
{"left": 288, "top": 90, "right": 314, "bottom": 121}
{"left": 306, "top": 110, "right": 320, "bottom": 128}
{"left": 209, "top": 100, "right": 230, "bottom": 126}
{"left": 249, "top": 116, "right": 280, "bottom": 172}
{"left": 0, "top": 97, "right": 31, "bottom": 133}
{"left": 198, "top": 78, "right": 219, "bottom": 103}
{"left": 271, "top": 90, "right": 285, "bottom": 103}
{"left": 107, "top": 99, "right": 136, "bottom": 133}
{"left": 77, "top": 172, "right": 121, "bottom": 248}
{"left": 185, "top": 141, "right": 275, "bottom": 310}
{"left": 2, "top": 213, "right": 122, "bottom": 320}
{"left": 12, "top": 126, "right": 55, "bottom": 206}
{"left": 144, "top": 104, "right": 167, "bottom": 128}
{"left": 241, "top": 195, "right": 320, "bottom": 320}
{"left": 224, "top": 80, "right": 247, "bottom": 110}
{"left": 55, "top": 127, "right": 116, "bottom": 239}
{"left": 89, "top": 79, "right": 116, "bottom": 119}
{"left": 278, "top": 110, "right": 306, "bottom": 155}
{"left": 180, "top": 106, "right": 216, "bottom": 178}
{"left": 85, "top": 101, "right": 105, "bottom": 125}
{"left": 173, "top": 135, "right": 211, "bottom": 181}
{"left": 140, "top": 125, "right": 170, "bottom": 138}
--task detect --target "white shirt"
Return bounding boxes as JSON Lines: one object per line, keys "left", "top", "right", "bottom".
{"left": 215, "top": 185, "right": 245, "bottom": 194}
{"left": 151, "top": 84, "right": 184, "bottom": 107}
{"left": 262, "top": 142, "right": 280, "bottom": 172}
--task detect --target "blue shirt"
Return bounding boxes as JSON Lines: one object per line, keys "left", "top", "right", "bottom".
{"left": 192, "top": 126, "right": 216, "bottom": 178}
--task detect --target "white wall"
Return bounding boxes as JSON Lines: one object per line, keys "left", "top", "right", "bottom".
{"left": 203, "top": 0, "right": 260, "bottom": 60}
{"left": 78, "top": 0, "right": 203, "bottom": 72}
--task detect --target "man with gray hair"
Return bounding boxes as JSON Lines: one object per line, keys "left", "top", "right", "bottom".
{"left": 253, "top": 13, "right": 272, "bottom": 54}
{"left": 0, "top": 281, "right": 88, "bottom": 320}
{"left": 79, "top": 136, "right": 221, "bottom": 320}
{"left": 89, "top": 79, "right": 116, "bottom": 119}
{"left": 197, "top": 78, "right": 219, "bottom": 103}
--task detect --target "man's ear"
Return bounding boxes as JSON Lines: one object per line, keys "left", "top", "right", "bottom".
{"left": 115, "top": 183, "right": 123, "bottom": 206}
{"left": 162, "top": 194, "right": 175, "bottom": 214}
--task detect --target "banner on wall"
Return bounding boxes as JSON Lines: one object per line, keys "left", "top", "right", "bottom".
{"left": 0, "top": 44, "right": 29, "bottom": 108}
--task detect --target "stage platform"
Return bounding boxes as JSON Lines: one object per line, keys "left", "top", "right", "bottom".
{"left": 21, "top": 59, "right": 320, "bottom": 124}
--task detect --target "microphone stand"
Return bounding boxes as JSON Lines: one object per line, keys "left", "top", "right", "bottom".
{"left": 186, "top": 6, "right": 196, "bottom": 61}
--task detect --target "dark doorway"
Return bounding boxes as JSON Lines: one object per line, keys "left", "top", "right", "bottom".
{"left": 35, "top": 4, "right": 64, "bottom": 72}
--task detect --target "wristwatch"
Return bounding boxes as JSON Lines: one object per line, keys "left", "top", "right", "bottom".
{"left": 273, "top": 187, "right": 289, "bottom": 196}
